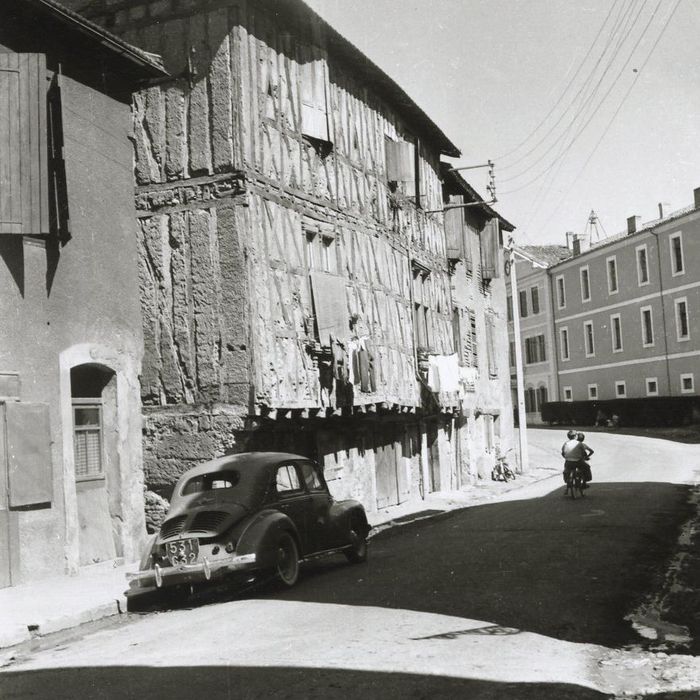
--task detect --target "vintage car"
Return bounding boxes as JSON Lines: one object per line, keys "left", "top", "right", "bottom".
{"left": 126, "top": 452, "right": 370, "bottom": 601}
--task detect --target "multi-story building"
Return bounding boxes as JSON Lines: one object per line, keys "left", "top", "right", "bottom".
{"left": 549, "top": 190, "right": 700, "bottom": 404}
{"left": 0, "top": 0, "right": 166, "bottom": 586}
{"left": 65, "top": 0, "right": 517, "bottom": 514}
{"left": 506, "top": 245, "right": 569, "bottom": 424}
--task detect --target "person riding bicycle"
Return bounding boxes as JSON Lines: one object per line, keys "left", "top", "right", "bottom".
{"left": 576, "top": 431, "right": 594, "bottom": 484}
{"left": 561, "top": 429, "right": 593, "bottom": 490}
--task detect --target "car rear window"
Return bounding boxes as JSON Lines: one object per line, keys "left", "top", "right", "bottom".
{"left": 182, "top": 470, "right": 240, "bottom": 495}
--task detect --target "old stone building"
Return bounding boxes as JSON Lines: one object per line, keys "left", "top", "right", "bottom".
{"left": 0, "top": 0, "right": 166, "bottom": 586}
{"left": 65, "top": 0, "right": 517, "bottom": 514}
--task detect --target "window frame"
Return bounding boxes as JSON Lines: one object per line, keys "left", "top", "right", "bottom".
{"left": 519, "top": 289, "right": 528, "bottom": 318}
{"left": 530, "top": 285, "right": 540, "bottom": 315}
{"left": 640, "top": 305, "right": 655, "bottom": 348}
{"left": 645, "top": 377, "right": 659, "bottom": 396}
{"left": 559, "top": 326, "right": 570, "bottom": 361}
{"left": 555, "top": 275, "right": 566, "bottom": 309}
{"left": 583, "top": 320, "right": 595, "bottom": 358}
{"left": 674, "top": 296, "right": 690, "bottom": 342}
{"left": 587, "top": 383, "right": 598, "bottom": 400}
{"left": 72, "top": 399, "right": 104, "bottom": 483}
{"left": 610, "top": 313, "right": 623, "bottom": 353}
{"left": 636, "top": 243, "right": 649, "bottom": 286}
{"left": 615, "top": 380, "right": 627, "bottom": 398}
{"left": 563, "top": 386, "right": 573, "bottom": 402}
{"left": 680, "top": 373, "right": 695, "bottom": 394}
{"left": 606, "top": 255, "right": 618, "bottom": 295}
{"left": 669, "top": 232, "right": 685, "bottom": 277}
{"left": 580, "top": 265, "right": 591, "bottom": 303}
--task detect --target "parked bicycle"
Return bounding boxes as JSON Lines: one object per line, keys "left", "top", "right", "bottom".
{"left": 491, "top": 448, "right": 516, "bottom": 482}
{"left": 565, "top": 463, "right": 586, "bottom": 499}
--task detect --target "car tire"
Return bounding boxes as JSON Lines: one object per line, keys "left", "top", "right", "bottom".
{"left": 344, "top": 527, "right": 368, "bottom": 564}
{"left": 275, "top": 532, "right": 300, "bottom": 587}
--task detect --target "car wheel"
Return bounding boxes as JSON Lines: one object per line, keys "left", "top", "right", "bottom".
{"left": 344, "top": 527, "right": 368, "bottom": 564}
{"left": 275, "top": 532, "right": 300, "bottom": 587}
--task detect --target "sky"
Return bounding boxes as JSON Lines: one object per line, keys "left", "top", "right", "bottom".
{"left": 304, "top": 0, "right": 700, "bottom": 246}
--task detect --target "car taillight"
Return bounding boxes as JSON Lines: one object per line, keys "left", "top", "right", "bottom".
{"left": 225, "top": 541, "right": 235, "bottom": 553}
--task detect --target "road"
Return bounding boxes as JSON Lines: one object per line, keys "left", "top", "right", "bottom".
{"left": 1, "top": 429, "right": 699, "bottom": 699}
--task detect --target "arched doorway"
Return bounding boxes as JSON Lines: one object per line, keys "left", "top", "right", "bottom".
{"left": 71, "top": 364, "right": 122, "bottom": 565}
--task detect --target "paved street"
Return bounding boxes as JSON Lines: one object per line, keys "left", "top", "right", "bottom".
{"left": 1, "top": 430, "right": 699, "bottom": 698}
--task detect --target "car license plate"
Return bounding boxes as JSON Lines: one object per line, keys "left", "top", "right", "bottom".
{"left": 165, "top": 539, "right": 199, "bottom": 566}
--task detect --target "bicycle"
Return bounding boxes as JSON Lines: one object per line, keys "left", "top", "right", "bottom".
{"left": 491, "top": 449, "right": 516, "bottom": 482}
{"left": 565, "top": 463, "right": 586, "bottom": 499}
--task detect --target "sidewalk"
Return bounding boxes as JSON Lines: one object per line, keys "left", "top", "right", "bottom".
{"left": 0, "top": 455, "right": 561, "bottom": 654}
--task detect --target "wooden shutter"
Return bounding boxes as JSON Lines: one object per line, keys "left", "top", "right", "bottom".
{"left": 300, "top": 45, "right": 330, "bottom": 142}
{"left": 385, "top": 137, "right": 413, "bottom": 183}
{"left": 0, "top": 53, "right": 49, "bottom": 235}
{"left": 480, "top": 218, "right": 500, "bottom": 280}
{"left": 5, "top": 402, "right": 52, "bottom": 507}
{"left": 445, "top": 195, "right": 464, "bottom": 260}
{"left": 486, "top": 315, "right": 497, "bottom": 377}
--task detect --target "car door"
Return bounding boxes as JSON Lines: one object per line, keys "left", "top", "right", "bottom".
{"left": 272, "top": 463, "right": 311, "bottom": 555}
{"left": 297, "top": 460, "right": 338, "bottom": 552}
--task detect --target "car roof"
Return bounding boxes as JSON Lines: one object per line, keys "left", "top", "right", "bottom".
{"left": 176, "top": 452, "right": 311, "bottom": 481}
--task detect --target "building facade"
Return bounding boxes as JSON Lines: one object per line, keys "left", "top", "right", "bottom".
{"left": 549, "top": 191, "right": 700, "bottom": 404}
{"left": 0, "top": 0, "right": 166, "bottom": 586}
{"left": 65, "top": 0, "right": 517, "bottom": 513}
{"left": 506, "top": 246, "right": 569, "bottom": 425}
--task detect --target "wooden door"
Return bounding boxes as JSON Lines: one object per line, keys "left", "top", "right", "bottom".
{"left": 375, "top": 431, "right": 400, "bottom": 509}
{"left": 426, "top": 422, "right": 440, "bottom": 493}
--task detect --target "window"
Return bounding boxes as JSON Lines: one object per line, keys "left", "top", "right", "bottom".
{"left": 537, "top": 385, "right": 548, "bottom": 409}
{"left": 559, "top": 326, "right": 570, "bottom": 361}
{"left": 530, "top": 286, "right": 540, "bottom": 314}
{"left": 606, "top": 256, "right": 618, "bottom": 294}
{"left": 587, "top": 384, "right": 598, "bottom": 400}
{"left": 525, "top": 387, "right": 537, "bottom": 413}
{"left": 670, "top": 232, "right": 684, "bottom": 276}
{"left": 525, "top": 334, "right": 546, "bottom": 364}
{"left": 680, "top": 373, "right": 695, "bottom": 394}
{"left": 637, "top": 244, "right": 649, "bottom": 285}
{"left": 485, "top": 314, "right": 498, "bottom": 378}
{"left": 182, "top": 470, "right": 240, "bottom": 495}
{"left": 563, "top": 386, "right": 573, "bottom": 402}
{"left": 556, "top": 275, "right": 566, "bottom": 309}
{"left": 73, "top": 403, "right": 103, "bottom": 480}
{"left": 646, "top": 377, "right": 658, "bottom": 396}
{"left": 386, "top": 137, "right": 419, "bottom": 203}
{"left": 640, "top": 306, "right": 654, "bottom": 347}
{"left": 519, "top": 290, "right": 528, "bottom": 318}
{"left": 467, "top": 310, "right": 479, "bottom": 369}
{"left": 275, "top": 464, "right": 302, "bottom": 493}
{"left": 583, "top": 320, "right": 595, "bottom": 357}
{"left": 299, "top": 461, "right": 324, "bottom": 490}
{"left": 580, "top": 266, "right": 591, "bottom": 302}
{"left": 412, "top": 264, "right": 431, "bottom": 350}
{"left": 675, "top": 297, "right": 689, "bottom": 341}
{"left": 506, "top": 295, "right": 513, "bottom": 322}
{"left": 300, "top": 46, "right": 331, "bottom": 143}
{"left": 610, "top": 313, "right": 623, "bottom": 353}
{"left": 615, "top": 380, "right": 626, "bottom": 398}
{"left": 509, "top": 340, "right": 515, "bottom": 367}
{"left": 306, "top": 231, "right": 337, "bottom": 273}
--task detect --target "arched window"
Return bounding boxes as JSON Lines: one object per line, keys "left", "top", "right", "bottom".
{"left": 537, "top": 386, "right": 548, "bottom": 411}
{"left": 525, "top": 387, "right": 536, "bottom": 413}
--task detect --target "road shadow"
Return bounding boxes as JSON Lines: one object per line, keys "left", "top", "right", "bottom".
{"left": 255, "top": 481, "right": 694, "bottom": 649}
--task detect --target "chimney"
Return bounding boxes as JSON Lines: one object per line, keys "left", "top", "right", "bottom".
{"left": 627, "top": 215, "right": 641, "bottom": 235}
{"left": 694, "top": 187, "right": 700, "bottom": 209}
{"left": 572, "top": 238, "right": 580, "bottom": 256}
{"left": 658, "top": 202, "right": 671, "bottom": 218}
{"left": 565, "top": 231, "right": 575, "bottom": 251}
{"left": 571, "top": 233, "right": 590, "bottom": 256}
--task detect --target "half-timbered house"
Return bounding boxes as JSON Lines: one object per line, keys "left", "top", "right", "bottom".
{"left": 64, "top": 0, "right": 517, "bottom": 514}
{"left": 0, "top": 0, "right": 166, "bottom": 587}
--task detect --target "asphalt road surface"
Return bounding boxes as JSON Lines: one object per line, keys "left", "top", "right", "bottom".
{"left": 1, "top": 430, "right": 699, "bottom": 699}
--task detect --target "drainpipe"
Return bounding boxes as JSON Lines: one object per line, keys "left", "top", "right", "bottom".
{"left": 650, "top": 230, "right": 673, "bottom": 395}
{"left": 548, "top": 268, "right": 561, "bottom": 401}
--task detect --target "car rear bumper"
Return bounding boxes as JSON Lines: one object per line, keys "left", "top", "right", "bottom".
{"left": 126, "top": 553, "right": 257, "bottom": 592}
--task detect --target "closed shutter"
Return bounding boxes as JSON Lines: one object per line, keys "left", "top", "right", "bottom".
{"left": 480, "top": 218, "right": 500, "bottom": 280}
{"left": 445, "top": 195, "right": 464, "bottom": 260}
{"left": 300, "top": 45, "right": 330, "bottom": 142}
{"left": 486, "top": 315, "right": 497, "bottom": 377}
{"left": 385, "top": 137, "right": 413, "bottom": 183}
{"left": 0, "top": 53, "right": 49, "bottom": 235}
{"left": 5, "top": 402, "right": 52, "bottom": 507}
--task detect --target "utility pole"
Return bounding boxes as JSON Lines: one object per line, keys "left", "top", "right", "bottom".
{"left": 508, "top": 242, "right": 529, "bottom": 474}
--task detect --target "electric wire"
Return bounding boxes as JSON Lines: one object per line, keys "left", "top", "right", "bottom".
{"left": 500, "top": 0, "right": 667, "bottom": 196}
{"left": 500, "top": 0, "right": 648, "bottom": 183}
{"left": 494, "top": 0, "right": 622, "bottom": 162}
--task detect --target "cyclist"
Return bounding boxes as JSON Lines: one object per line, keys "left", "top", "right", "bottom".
{"left": 561, "top": 429, "right": 587, "bottom": 491}
{"left": 577, "top": 431, "right": 594, "bottom": 485}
